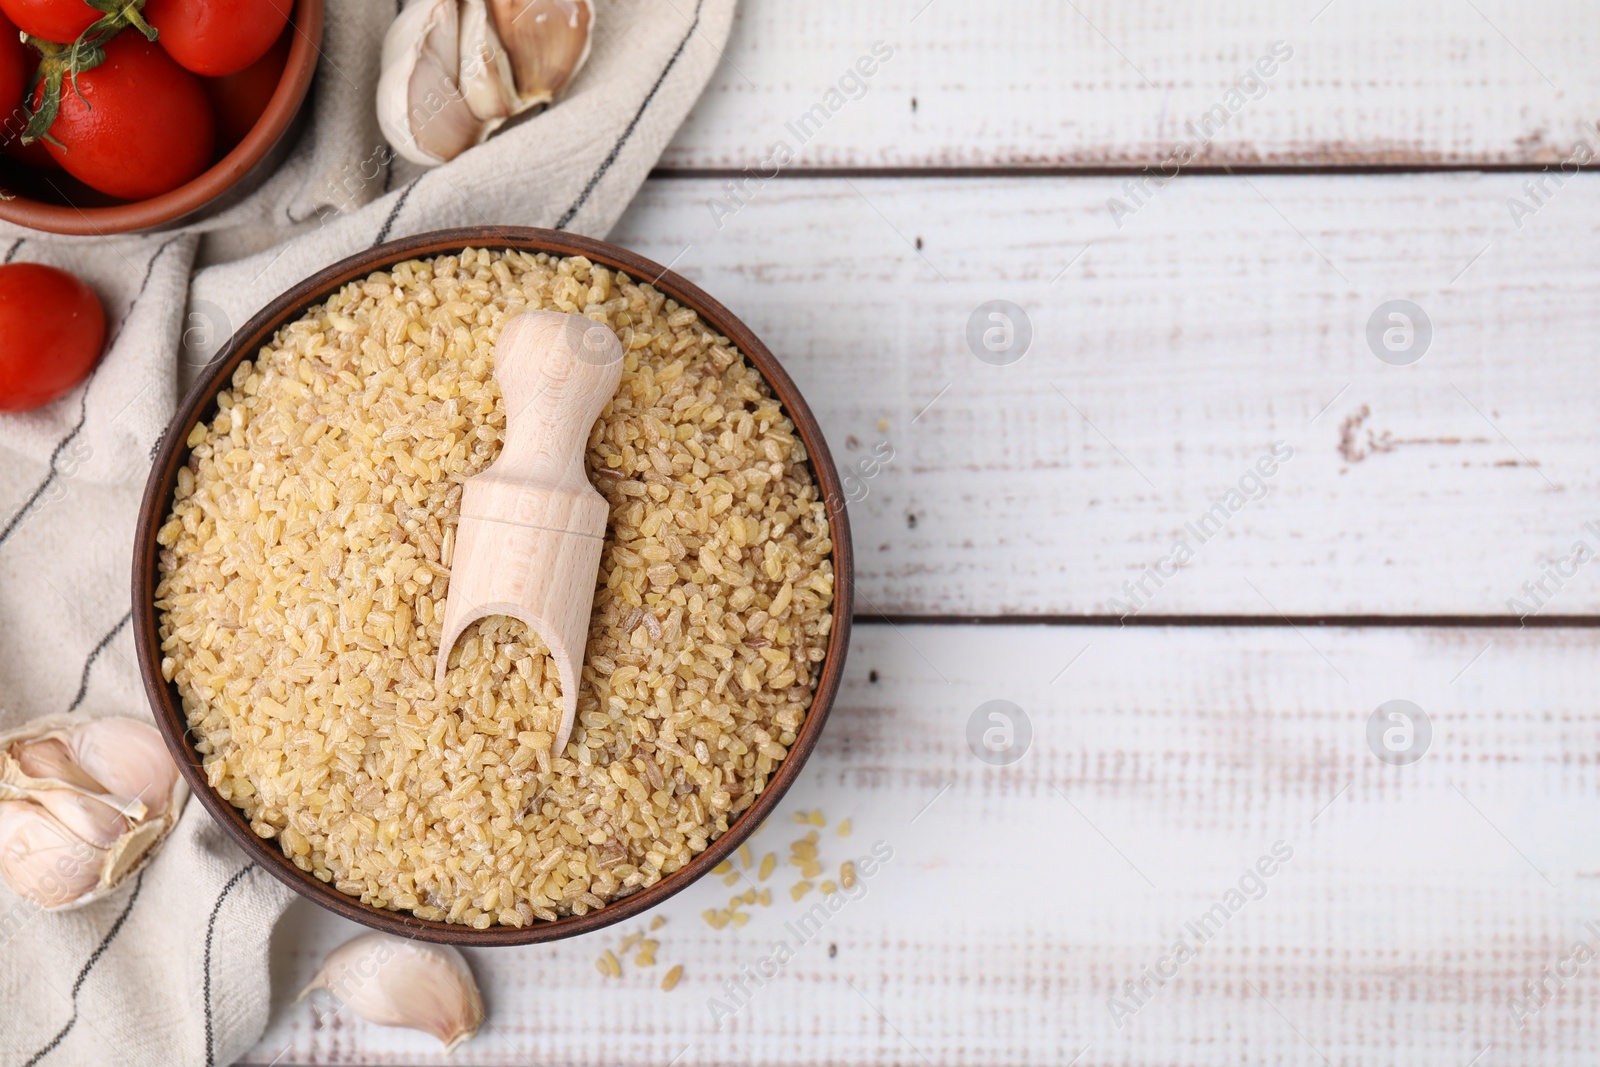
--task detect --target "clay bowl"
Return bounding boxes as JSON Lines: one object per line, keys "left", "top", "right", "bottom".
{"left": 133, "top": 226, "right": 854, "bottom": 944}
{"left": 0, "top": 0, "right": 323, "bottom": 235}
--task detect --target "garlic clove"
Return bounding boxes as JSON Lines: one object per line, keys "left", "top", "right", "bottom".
{"left": 0, "top": 801, "right": 107, "bottom": 908}
{"left": 31, "top": 788, "right": 133, "bottom": 851}
{"left": 67, "top": 718, "right": 180, "bottom": 819}
{"left": 459, "top": 0, "right": 520, "bottom": 123}
{"left": 15, "top": 737, "right": 106, "bottom": 794}
{"left": 378, "top": 0, "right": 485, "bottom": 166}
{"left": 302, "top": 932, "right": 484, "bottom": 1052}
{"left": 488, "top": 0, "right": 594, "bottom": 107}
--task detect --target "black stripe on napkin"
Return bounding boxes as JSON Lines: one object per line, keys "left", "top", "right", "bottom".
{"left": 22, "top": 872, "right": 146, "bottom": 1067}
{"left": 373, "top": 178, "right": 420, "bottom": 246}
{"left": 555, "top": 0, "right": 705, "bottom": 231}
{"left": 204, "top": 864, "right": 256, "bottom": 1067}
{"left": 66, "top": 610, "right": 131, "bottom": 713}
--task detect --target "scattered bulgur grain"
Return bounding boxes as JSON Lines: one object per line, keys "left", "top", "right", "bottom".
{"left": 808, "top": 810, "right": 826, "bottom": 827}
{"left": 840, "top": 861, "right": 856, "bottom": 889}
{"left": 730, "top": 911, "right": 750, "bottom": 927}
{"left": 758, "top": 888, "right": 772, "bottom": 907}
{"left": 661, "top": 965, "right": 684, "bottom": 992}
{"left": 801, "top": 861, "right": 822, "bottom": 879}
{"left": 820, "top": 880, "right": 838, "bottom": 895}
{"left": 713, "top": 861, "right": 732, "bottom": 876}
{"left": 836, "top": 819, "right": 852, "bottom": 838}
{"left": 620, "top": 932, "right": 641, "bottom": 952}
{"left": 803, "top": 830, "right": 819, "bottom": 845}
{"left": 635, "top": 951, "right": 655, "bottom": 967}
{"left": 722, "top": 872, "right": 741, "bottom": 886}
{"left": 791, "top": 881, "right": 812, "bottom": 901}
{"left": 156, "top": 248, "right": 835, "bottom": 928}
{"left": 791, "top": 812, "right": 810, "bottom": 825}
{"left": 738, "top": 844, "right": 752, "bottom": 869}
{"left": 790, "top": 840, "right": 818, "bottom": 860}
{"left": 741, "top": 889, "right": 757, "bottom": 905}
{"left": 758, "top": 853, "right": 776, "bottom": 881}
{"left": 601, "top": 950, "right": 620, "bottom": 977}
{"left": 649, "top": 916, "right": 666, "bottom": 931}
{"left": 703, "top": 909, "right": 728, "bottom": 929}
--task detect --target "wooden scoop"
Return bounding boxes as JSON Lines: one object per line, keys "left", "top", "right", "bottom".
{"left": 434, "top": 310, "right": 623, "bottom": 753}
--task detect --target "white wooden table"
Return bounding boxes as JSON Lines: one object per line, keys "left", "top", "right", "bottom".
{"left": 244, "top": 2, "right": 1600, "bottom": 1064}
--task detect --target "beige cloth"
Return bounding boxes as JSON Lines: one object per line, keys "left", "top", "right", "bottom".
{"left": 0, "top": 1, "right": 735, "bottom": 1063}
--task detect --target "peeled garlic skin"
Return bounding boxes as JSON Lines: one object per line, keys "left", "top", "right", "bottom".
{"left": 0, "top": 801, "right": 105, "bottom": 908}
{"left": 303, "top": 933, "right": 483, "bottom": 1052}
{"left": 67, "top": 718, "right": 179, "bottom": 819}
{"left": 379, "top": 0, "right": 484, "bottom": 166}
{"left": 489, "top": 0, "right": 593, "bottom": 104}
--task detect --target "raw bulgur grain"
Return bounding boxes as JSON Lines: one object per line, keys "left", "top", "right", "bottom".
{"left": 155, "top": 249, "right": 834, "bottom": 927}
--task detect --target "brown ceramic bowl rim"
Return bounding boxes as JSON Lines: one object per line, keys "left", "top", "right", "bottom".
{"left": 133, "top": 226, "right": 855, "bottom": 945}
{"left": 0, "top": 0, "right": 324, "bottom": 236}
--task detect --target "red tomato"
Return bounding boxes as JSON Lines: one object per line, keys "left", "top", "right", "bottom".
{"left": 143, "top": 0, "right": 291, "bottom": 77}
{"left": 202, "top": 27, "right": 287, "bottom": 149}
{"left": 0, "top": 0, "right": 97, "bottom": 43}
{"left": 38, "top": 33, "right": 214, "bottom": 200}
{"left": 0, "top": 11, "right": 23, "bottom": 114}
{"left": 0, "top": 263, "right": 106, "bottom": 413}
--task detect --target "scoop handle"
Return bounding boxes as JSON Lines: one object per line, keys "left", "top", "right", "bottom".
{"left": 433, "top": 311, "right": 624, "bottom": 753}
{"left": 491, "top": 311, "right": 624, "bottom": 495}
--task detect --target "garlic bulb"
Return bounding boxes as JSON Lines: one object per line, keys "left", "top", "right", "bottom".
{"left": 302, "top": 933, "right": 484, "bottom": 1052}
{"left": 0, "top": 716, "right": 187, "bottom": 911}
{"left": 489, "top": 0, "right": 593, "bottom": 105}
{"left": 377, "top": 0, "right": 594, "bottom": 166}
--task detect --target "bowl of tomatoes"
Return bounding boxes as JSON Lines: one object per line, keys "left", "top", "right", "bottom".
{"left": 0, "top": 0, "right": 322, "bottom": 235}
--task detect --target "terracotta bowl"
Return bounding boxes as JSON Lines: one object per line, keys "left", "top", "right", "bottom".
{"left": 0, "top": 0, "right": 323, "bottom": 236}
{"left": 133, "top": 227, "right": 854, "bottom": 945}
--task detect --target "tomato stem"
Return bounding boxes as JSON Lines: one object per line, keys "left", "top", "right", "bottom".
{"left": 18, "top": 1, "right": 155, "bottom": 146}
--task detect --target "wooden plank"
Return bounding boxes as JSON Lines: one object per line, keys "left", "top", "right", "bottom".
{"left": 660, "top": 0, "right": 1600, "bottom": 170}
{"left": 246, "top": 624, "right": 1600, "bottom": 1066}
{"left": 604, "top": 172, "right": 1600, "bottom": 617}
